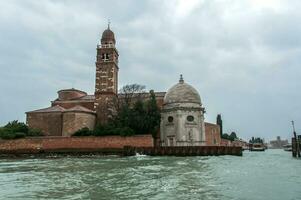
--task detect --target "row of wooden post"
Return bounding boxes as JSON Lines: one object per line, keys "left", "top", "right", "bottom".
{"left": 292, "top": 137, "right": 301, "bottom": 158}
{"left": 291, "top": 121, "right": 300, "bottom": 158}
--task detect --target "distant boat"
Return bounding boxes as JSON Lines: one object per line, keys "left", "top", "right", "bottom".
{"left": 250, "top": 143, "right": 265, "bottom": 151}
{"left": 242, "top": 146, "right": 249, "bottom": 151}
{"left": 283, "top": 144, "right": 292, "bottom": 151}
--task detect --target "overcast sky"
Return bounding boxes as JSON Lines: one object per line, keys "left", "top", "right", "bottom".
{"left": 0, "top": 0, "right": 300, "bottom": 141}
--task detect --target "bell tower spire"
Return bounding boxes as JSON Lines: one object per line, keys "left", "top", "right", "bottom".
{"left": 94, "top": 25, "right": 119, "bottom": 125}
{"left": 107, "top": 19, "right": 110, "bottom": 29}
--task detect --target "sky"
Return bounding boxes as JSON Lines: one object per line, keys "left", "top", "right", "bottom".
{"left": 0, "top": 0, "right": 300, "bottom": 141}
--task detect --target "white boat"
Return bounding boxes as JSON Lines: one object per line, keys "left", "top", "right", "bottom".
{"left": 250, "top": 143, "right": 265, "bottom": 151}
{"left": 283, "top": 144, "right": 292, "bottom": 151}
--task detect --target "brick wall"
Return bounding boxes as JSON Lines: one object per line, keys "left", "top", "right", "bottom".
{"left": 221, "top": 139, "right": 232, "bottom": 146}
{"left": 58, "top": 89, "right": 86, "bottom": 100}
{"left": 27, "top": 112, "right": 62, "bottom": 136}
{"left": 205, "top": 122, "right": 221, "bottom": 146}
{"left": 0, "top": 135, "right": 153, "bottom": 153}
{"left": 62, "top": 112, "right": 96, "bottom": 136}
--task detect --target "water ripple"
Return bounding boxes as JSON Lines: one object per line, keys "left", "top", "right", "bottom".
{"left": 0, "top": 150, "right": 300, "bottom": 199}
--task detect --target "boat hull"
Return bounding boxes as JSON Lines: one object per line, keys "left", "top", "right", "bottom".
{"left": 250, "top": 148, "right": 265, "bottom": 151}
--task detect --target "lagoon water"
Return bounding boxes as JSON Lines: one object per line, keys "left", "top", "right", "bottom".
{"left": 0, "top": 150, "right": 300, "bottom": 200}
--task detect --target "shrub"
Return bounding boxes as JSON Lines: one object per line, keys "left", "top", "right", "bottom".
{"left": 13, "top": 132, "right": 26, "bottom": 139}
{"left": 27, "top": 128, "right": 43, "bottom": 137}
{"left": 119, "top": 127, "right": 135, "bottom": 136}
{"left": 72, "top": 127, "right": 93, "bottom": 136}
{"left": 93, "top": 124, "right": 117, "bottom": 136}
{"left": 0, "top": 128, "right": 26, "bottom": 140}
{"left": 93, "top": 124, "right": 105, "bottom": 136}
{"left": 4, "top": 120, "right": 28, "bottom": 134}
{"left": 93, "top": 124, "right": 134, "bottom": 136}
{"left": 0, "top": 128, "right": 13, "bottom": 139}
{"left": 0, "top": 121, "right": 29, "bottom": 140}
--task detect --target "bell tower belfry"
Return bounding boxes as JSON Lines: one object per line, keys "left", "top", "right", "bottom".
{"left": 94, "top": 24, "right": 119, "bottom": 125}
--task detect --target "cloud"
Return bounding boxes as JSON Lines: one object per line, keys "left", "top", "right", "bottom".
{"left": 0, "top": 0, "right": 300, "bottom": 141}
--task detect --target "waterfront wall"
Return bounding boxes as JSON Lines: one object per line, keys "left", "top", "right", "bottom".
{"left": 124, "top": 146, "right": 243, "bottom": 156}
{"left": 0, "top": 135, "right": 154, "bottom": 154}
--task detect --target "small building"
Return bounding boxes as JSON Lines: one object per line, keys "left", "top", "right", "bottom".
{"left": 269, "top": 136, "right": 288, "bottom": 149}
{"left": 160, "top": 76, "right": 206, "bottom": 146}
{"left": 205, "top": 122, "right": 221, "bottom": 146}
{"left": 26, "top": 104, "right": 95, "bottom": 137}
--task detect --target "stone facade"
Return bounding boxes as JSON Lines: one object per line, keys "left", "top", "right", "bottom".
{"left": 160, "top": 77, "right": 206, "bottom": 146}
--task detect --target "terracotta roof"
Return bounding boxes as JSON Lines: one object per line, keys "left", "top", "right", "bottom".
{"left": 26, "top": 105, "right": 66, "bottom": 113}
{"left": 205, "top": 122, "right": 219, "bottom": 126}
{"left": 53, "top": 92, "right": 166, "bottom": 102}
{"left": 57, "top": 88, "right": 87, "bottom": 94}
{"left": 52, "top": 94, "right": 95, "bottom": 102}
{"left": 27, "top": 105, "right": 95, "bottom": 115}
{"left": 77, "top": 95, "right": 95, "bottom": 100}
{"left": 64, "top": 105, "right": 95, "bottom": 114}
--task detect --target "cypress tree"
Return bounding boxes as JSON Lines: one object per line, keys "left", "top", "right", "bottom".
{"left": 217, "top": 114, "right": 223, "bottom": 137}
{"left": 146, "top": 90, "right": 161, "bottom": 138}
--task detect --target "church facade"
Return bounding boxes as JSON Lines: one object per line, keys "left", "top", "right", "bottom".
{"left": 160, "top": 75, "right": 206, "bottom": 146}
{"left": 26, "top": 26, "right": 221, "bottom": 146}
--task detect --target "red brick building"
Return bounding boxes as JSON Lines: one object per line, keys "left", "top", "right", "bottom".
{"left": 26, "top": 26, "right": 222, "bottom": 145}
{"left": 205, "top": 122, "right": 221, "bottom": 146}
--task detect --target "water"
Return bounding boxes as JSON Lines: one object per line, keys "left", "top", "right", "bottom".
{"left": 0, "top": 150, "right": 300, "bottom": 200}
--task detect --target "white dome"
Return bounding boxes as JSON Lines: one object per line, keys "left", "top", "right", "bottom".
{"left": 164, "top": 76, "right": 201, "bottom": 105}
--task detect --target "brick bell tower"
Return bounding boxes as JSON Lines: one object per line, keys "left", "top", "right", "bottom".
{"left": 94, "top": 24, "right": 119, "bottom": 125}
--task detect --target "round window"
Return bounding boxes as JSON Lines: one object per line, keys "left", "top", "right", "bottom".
{"left": 168, "top": 116, "right": 173, "bottom": 123}
{"left": 187, "top": 115, "right": 194, "bottom": 122}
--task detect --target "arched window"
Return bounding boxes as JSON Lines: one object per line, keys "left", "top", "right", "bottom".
{"left": 187, "top": 115, "right": 194, "bottom": 122}
{"left": 102, "top": 53, "right": 110, "bottom": 61}
{"left": 168, "top": 116, "right": 173, "bottom": 123}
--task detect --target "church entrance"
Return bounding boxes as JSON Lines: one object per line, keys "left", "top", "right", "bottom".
{"left": 168, "top": 137, "right": 175, "bottom": 146}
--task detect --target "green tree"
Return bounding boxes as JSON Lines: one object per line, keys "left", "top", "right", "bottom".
{"left": 4, "top": 120, "right": 28, "bottom": 133}
{"left": 222, "top": 133, "right": 229, "bottom": 140}
{"left": 72, "top": 127, "right": 93, "bottom": 136}
{"left": 130, "top": 99, "right": 148, "bottom": 134}
{"left": 229, "top": 131, "right": 237, "bottom": 141}
{"left": 216, "top": 114, "right": 223, "bottom": 137}
{"left": 145, "top": 90, "right": 161, "bottom": 138}
{"left": 119, "top": 84, "right": 146, "bottom": 106}
{"left": 249, "top": 137, "right": 264, "bottom": 144}
{"left": 0, "top": 120, "right": 44, "bottom": 139}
